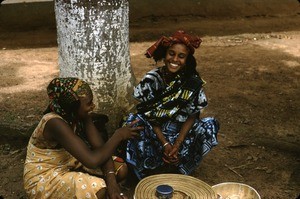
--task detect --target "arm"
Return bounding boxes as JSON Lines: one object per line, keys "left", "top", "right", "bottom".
{"left": 152, "top": 124, "right": 179, "bottom": 164}
{"left": 175, "top": 113, "right": 197, "bottom": 147}
{"left": 84, "top": 116, "right": 124, "bottom": 198}
{"left": 85, "top": 115, "right": 105, "bottom": 147}
{"left": 44, "top": 116, "right": 140, "bottom": 169}
{"left": 152, "top": 114, "right": 197, "bottom": 164}
{"left": 168, "top": 113, "right": 197, "bottom": 159}
{"left": 152, "top": 124, "right": 169, "bottom": 146}
{"left": 101, "top": 158, "right": 123, "bottom": 199}
{"left": 172, "top": 86, "right": 207, "bottom": 149}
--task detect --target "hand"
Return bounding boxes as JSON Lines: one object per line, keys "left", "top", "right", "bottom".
{"left": 115, "top": 119, "right": 143, "bottom": 141}
{"left": 107, "top": 190, "right": 128, "bottom": 199}
{"left": 168, "top": 145, "right": 179, "bottom": 160}
{"left": 163, "top": 143, "right": 173, "bottom": 157}
{"left": 162, "top": 144, "right": 179, "bottom": 165}
{"left": 130, "top": 118, "right": 144, "bottom": 128}
{"left": 105, "top": 174, "right": 128, "bottom": 199}
{"left": 169, "top": 139, "right": 182, "bottom": 158}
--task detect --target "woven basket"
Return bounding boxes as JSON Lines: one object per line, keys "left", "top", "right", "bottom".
{"left": 134, "top": 174, "right": 217, "bottom": 199}
{"left": 212, "top": 182, "right": 261, "bottom": 199}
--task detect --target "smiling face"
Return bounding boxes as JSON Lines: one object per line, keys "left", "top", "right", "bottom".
{"left": 164, "top": 43, "right": 189, "bottom": 74}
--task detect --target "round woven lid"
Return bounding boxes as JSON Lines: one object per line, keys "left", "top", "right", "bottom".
{"left": 134, "top": 174, "right": 217, "bottom": 199}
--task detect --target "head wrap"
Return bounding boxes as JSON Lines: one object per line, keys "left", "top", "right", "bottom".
{"left": 145, "top": 30, "right": 202, "bottom": 58}
{"left": 46, "top": 77, "right": 92, "bottom": 118}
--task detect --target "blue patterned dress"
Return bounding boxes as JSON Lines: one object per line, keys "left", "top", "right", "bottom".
{"left": 124, "top": 67, "right": 219, "bottom": 179}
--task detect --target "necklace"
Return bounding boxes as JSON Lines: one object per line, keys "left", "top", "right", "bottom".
{"left": 161, "top": 66, "right": 176, "bottom": 86}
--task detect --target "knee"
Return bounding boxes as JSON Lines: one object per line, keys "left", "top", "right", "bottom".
{"left": 116, "top": 164, "right": 128, "bottom": 182}
{"left": 96, "top": 187, "right": 106, "bottom": 199}
{"left": 203, "top": 117, "right": 220, "bottom": 132}
{"left": 213, "top": 118, "right": 220, "bottom": 132}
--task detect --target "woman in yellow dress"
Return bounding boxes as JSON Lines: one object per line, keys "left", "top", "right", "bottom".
{"left": 23, "top": 77, "right": 142, "bottom": 199}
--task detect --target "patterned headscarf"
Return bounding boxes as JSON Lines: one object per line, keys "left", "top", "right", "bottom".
{"left": 46, "top": 77, "right": 92, "bottom": 122}
{"left": 145, "top": 30, "right": 202, "bottom": 58}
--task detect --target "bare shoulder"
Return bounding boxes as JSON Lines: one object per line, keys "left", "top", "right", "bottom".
{"left": 43, "top": 117, "right": 72, "bottom": 141}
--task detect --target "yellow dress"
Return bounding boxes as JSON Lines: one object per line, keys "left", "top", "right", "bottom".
{"left": 23, "top": 113, "right": 116, "bottom": 199}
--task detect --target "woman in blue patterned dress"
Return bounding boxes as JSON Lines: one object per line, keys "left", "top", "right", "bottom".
{"left": 122, "top": 30, "right": 220, "bottom": 180}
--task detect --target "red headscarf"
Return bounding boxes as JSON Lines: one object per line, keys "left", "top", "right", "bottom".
{"left": 145, "top": 30, "right": 202, "bottom": 58}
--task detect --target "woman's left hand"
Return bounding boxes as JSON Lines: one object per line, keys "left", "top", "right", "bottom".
{"left": 168, "top": 145, "right": 179, "bottom": 159}
{"left": 168, "top": 145, "right": 180, "bottom": 164}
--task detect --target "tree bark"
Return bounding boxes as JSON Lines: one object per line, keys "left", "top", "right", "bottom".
{"left": 54, "top": 0, "right": 135, "bottom": 133}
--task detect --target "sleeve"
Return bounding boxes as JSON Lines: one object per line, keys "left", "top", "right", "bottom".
{"left": 197, "top": 88, "right": 208, "bottom": 109}
{"left": 133, "top": 69, "right": 164, "bottom": 102}
{"left": 186, "top": 88, "right": 208, "bottom": 115}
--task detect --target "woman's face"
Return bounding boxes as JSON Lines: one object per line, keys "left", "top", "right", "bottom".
{"left": 77, "top": 93, "right": 95, "bottom": 119}
{"left": 164, "top": 43, "right": 189, "bottom": 74}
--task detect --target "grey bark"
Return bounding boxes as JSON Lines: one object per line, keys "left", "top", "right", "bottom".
{"left": 54, "top": 0, "right": 135, "bottom": 133}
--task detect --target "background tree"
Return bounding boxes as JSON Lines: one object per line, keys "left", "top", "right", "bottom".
{"left": 54, "top": 0, "right": 136, "bottom": 133}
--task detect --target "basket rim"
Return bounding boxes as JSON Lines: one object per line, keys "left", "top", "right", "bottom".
{"left": 212, "top": 182, "right": 261, "bottom": 199}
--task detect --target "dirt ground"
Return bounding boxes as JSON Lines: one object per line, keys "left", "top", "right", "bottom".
{"left": 0, "top": 15, "right": 300, "bottom": 199}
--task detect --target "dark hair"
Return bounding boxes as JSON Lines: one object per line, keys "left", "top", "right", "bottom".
{"left": 58, "top": 97, "right": 80, "bottom": 115}
{"left": 43, "top": 96, "right": 80, "bottom": 124}
{"left": 185, "top": 54, "right": 198, "bottom": 77}
{"left": 152, "top": 44, "right": 199, "bottom": 78}
{"left": 152, "top": 45, "right": 168, "bottom": 62}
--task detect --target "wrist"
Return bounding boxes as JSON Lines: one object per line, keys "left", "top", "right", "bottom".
{"left": 162, "top": 142, "right": 170, "bottom": 148}
{"left": 113, "top": 130, "right": 124, "bottom": 142}
{"left": 175, "top": 139, "right": 183, "bottom": 147}
{"left": 105, "top": 170, "right": 115, "bottom": 178}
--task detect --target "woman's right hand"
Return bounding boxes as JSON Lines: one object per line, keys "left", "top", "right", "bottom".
{"left": 115, "top": 119, "right": 143, "bottom": 141}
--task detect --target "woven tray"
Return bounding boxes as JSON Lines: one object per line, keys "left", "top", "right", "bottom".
{"left": 134, "top": 174, "right": 217, "bottom": 199}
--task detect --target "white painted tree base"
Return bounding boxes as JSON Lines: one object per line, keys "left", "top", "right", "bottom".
{"left": 55, "top": 0, "right": 135, "bottom": 131}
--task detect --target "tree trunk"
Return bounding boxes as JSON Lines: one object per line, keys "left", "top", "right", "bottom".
{"left": 54, "top": 0, "right": 135, "bottom": 133}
